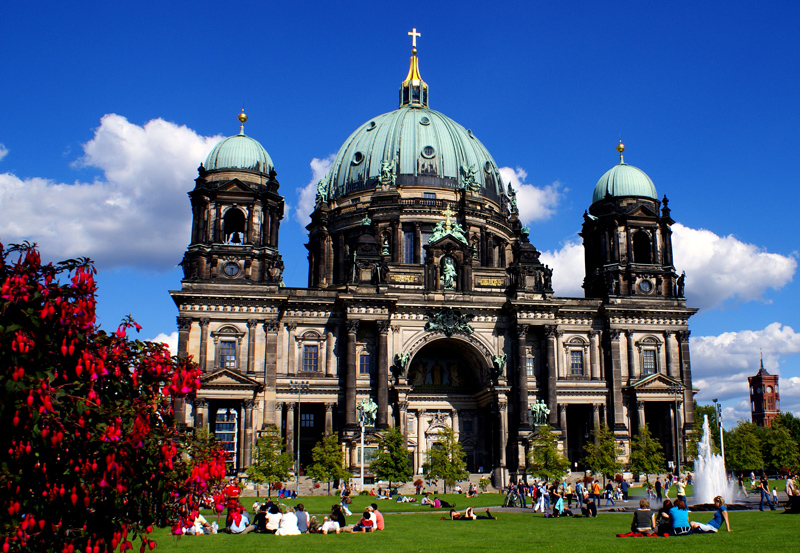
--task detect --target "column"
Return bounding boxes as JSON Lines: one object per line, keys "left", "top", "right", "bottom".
{"left": 325, "top": 324, "right": 336, "bottom": 377}
{"left": 637, "top": 401, "right": 645, "bottom": 433}
{"left": 244, "top": 399, "right": 254, "bottom": 466}
{"left": 544, "top": 326, "right": 558, "bottom": 427}
{"left": 665, "top": 331, "right": 677, "bottom": 378}
{"left": 286, "top": 403, "right": 295, "bottom": 458}
{"left": 194, "top": 398, "right": 207, "bottom": 428}
{"left": 349, "top": 440, "right": 358, "bottom": 469}
{"left": 517, "top": 324, "right": 531, "bottom": 431}
{"left": 247, "top": 320, "right": 257, "bottom": 374}
{"left": 324, "top": 403, "right": 334, "bottom": 433}
{"left": 589, "top": 330, "right": 601, "bottom": 380}
{"left": 607, "top": 330, "right": 626, "bottom": 432}
{"left": 558, "top": 404, "right": 568, "bottom": 450}
{"left": 377, "top": 321, "right": 390, "bottom": 429}
{"left": 198, "top": 318, "right": 210, "bottom": 372}
{"left": 345, "top": 320, "right": 359, "bottom": 428}
{"left": 274, "top": 402, "right": 284, "bottom": 437}
{"left": 398, "top": 401, "right": 409, "bottom": 436}
{"left": 677, "top": 331, "right": 694, "bottom": 433}
{"left": 416, "top": 409, "right": 425, "bottom": 473}
{"left": 498, "top": 402, "right": 508, "bottom": 468}
{"left": 263, "top": 320, "right": 279, "bottom": 425}
{"left": 177, "top": 317, "right": 192, "bottom": 360}
{"left": 238, "top": 403, "right": 246, "bottom": 469}
{"left": 285, "top": 323, "right": 297, "bottom": 375}
{"left": 626, "top": 330, "right": 637, "bottom": 380}
{"left": 592, "top": 404, "right": 601, "bottom": 442}
{"left": 451, "top": 409, "right": 460, "bottom": 438}
{"left": 555, "top": 330, "right": 565, "bottom": 379}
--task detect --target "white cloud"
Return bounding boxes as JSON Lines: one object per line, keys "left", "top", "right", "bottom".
{"left": 0, "top": 144, "right": 8, "bottom": 162}
{"left": 148, "top": 331, "right": 178, "bottom": 357}
{"left": 0, "top": 114, "right": 222, "bottom": 271}
{"left": 691, "top": 322, "right": 800, "bottom": 413}
{"left": 672, "top": 223, "right": 796, "bottom": 311}
{"left": 498, "top": 166, "right": 563, "bottom": 223}
{"left": 294, "top": 155, "right": 335, "bottom": 229}
{"left": 540, "top": 239, "right": 584, "bottom": 298}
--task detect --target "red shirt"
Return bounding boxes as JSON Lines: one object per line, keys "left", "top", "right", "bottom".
{"left": 374, "top": 510, "right": 384, "bottom": 530}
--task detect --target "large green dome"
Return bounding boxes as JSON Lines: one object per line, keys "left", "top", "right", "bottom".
{"left": 324, "top": 105, "right": 505, "bottom": 203}
{"left": 592, "top": 160, "right": 657, "bottom": 204}
{"left": 204, "top": 129, "right": 274, "bottom": 173}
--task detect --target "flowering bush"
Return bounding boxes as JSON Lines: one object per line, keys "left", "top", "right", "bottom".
{"left": 0, "top": 242, "right": 227, "bottom": 553}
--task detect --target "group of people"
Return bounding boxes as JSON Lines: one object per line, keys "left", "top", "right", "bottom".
{"left": 218, "top": 500, "right": 386, "bottom": 535}
{"left": 629, "top": 496, "right": 730, "bottom": 536}
{"left": 645, "top": 473, "right": 690, "bottom": 502}
{"left": 504, "top": 477, "right": 632, "bottom": 517}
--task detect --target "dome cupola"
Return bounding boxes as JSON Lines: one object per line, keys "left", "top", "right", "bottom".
{"left": 203, "top": 110, "right": 274, "bottom": 173}
{"left": 592, "top": 142, "right": 657, "bottom": 204}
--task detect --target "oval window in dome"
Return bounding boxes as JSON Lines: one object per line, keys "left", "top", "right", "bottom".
{"left": 352, "top": 151, "right": 364, "bottom": 165}
{"left": 484, "top": 161, "right": 493, "bottom": 173}
{"left": 421, "top": 146, "right": 436, "bottom": 159}
{"left": 419, "top": 116, "right": 431, "bottom": 126}
{"left": 366, "top": 121, "right": 377, "bottom": 131}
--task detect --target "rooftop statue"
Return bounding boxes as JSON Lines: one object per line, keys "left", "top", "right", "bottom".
{"left": 429, "top": 206, "right": 468, "bottom": 245}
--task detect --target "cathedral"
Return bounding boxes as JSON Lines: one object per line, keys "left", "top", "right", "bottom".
{"left": 170, "top": 33, "right": 697, "bottom": 484}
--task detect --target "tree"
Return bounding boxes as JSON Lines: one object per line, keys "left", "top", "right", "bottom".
{"left": 370, "top": 427, "right": 412, "bottom": 490}
{"left": 629, "top": 423, "right": 666, "bottom": 480}
{"left": 306, "top": 433, "right": 350, "bottom": 494}
{"left": 724, "top": 421, "right": 763, "bottom": 471}
{"left": 246, "top": 425, "right": 293, "bottom": 496}
{"left": 0, "top": 242, "right": 227, "bottom": 553}
{"left": 422, "top": 426, "right": 468, "bottom": 493}
{"left": 583, "top": 424, "right": 622, "bottom": 483}
{"left": 774, "top": 412, "right": 800, "bottom": 447}
{"left": 526, "top": 424, "right": 569, "bottom": 482}
{"left": 763, "top": 423, "right": 800, "bottom": 474}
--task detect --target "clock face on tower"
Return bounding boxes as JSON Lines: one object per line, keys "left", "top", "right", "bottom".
{"left": 223, "top": 262, "right": 240, "bottom": 277}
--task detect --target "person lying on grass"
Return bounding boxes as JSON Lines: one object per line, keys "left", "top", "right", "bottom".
{"left": 690, "top": 496, "right": 731, "bottom": 533}
{"left": 445, "top": 507, "right": 497, "bottom": 520}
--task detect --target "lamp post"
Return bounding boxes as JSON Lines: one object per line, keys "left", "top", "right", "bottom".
{"left": 669, "top": 384, "right": 682, "bottom": 472}
{"left": 357, "top": 402, "right": 366, "bottom": 491}
{"left": 713, "top": 398, "right": 725, "bottom": 465}
{"left": 289, "top": 380, "right": 309, "bottom": 494}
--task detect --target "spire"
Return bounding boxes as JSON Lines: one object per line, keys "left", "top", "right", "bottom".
{"left": 238, "top": 108, "right": 247, "bottom": 135}
{"left": 616, "top": 139, "right": 625, "bottom": 164}
{"left": 400, "top": 28, "right": 429, "bottom": 108}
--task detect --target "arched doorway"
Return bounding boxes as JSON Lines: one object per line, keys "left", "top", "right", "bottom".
{"left": 404, "top": 338, "right": 498, "bottom": 474}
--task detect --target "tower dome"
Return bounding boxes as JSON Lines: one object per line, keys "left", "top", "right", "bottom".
{"left": 204, "top": 111, "right": 274, "bottom": 173}
{"left": 320, "top": 47, "right": 505, "bottom": 204}
{"left": 592, "top": 142, "right": 657, "bottom": 204}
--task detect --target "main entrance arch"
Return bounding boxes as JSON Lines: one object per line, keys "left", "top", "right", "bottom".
{"left": 401, "top": 337, "right": 502, "bottom": 474}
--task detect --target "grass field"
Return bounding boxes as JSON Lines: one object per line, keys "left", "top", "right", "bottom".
{"left": 154, "top": 508, "right": 799, "bottom": 553}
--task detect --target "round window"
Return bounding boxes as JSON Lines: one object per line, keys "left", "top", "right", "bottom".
{"left": 352, "top": 151, "right": 364, "bottom": 165}
{"left": 223, "top": 262, "right": 240, "bottom": 277}
{"left": 366, "top": 121, "right": 376, "bottom": 131}
{"left": 421, "top": 146, "right": 436, "bottom": 158}
{"left": 484, "top": 161, "right": 493, "bottom": 173}
{"left": 638, "top": 280, "right": 653, "bottom": 293}
{"left": 419, "top": 116, "right": 431, "bottom": 126}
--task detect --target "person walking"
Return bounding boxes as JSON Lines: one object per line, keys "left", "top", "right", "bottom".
{"left": 759, "top": 473, "right": 775, "bottom": 511}
{"left": 675, "top": 475, "right": 687, "bottom": 507}
{"left": 575, "top": 480, "right": 584, "bottom": 510}
{"left": 655, "top": 477, "right": 663, "bottom": 502}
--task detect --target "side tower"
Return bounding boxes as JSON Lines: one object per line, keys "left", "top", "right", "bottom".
{"left": 180, "top": 111, "right": 285, "bottom": 285}
{"left": 581, "top": 142, "right": 680, "bottom": 299}
{"left": 748, "top": 357, "right": 780, "bottom": 427}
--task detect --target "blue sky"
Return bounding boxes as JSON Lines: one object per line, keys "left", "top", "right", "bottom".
{"left": 2, "top": 1, "right": 799, "bottom": 424}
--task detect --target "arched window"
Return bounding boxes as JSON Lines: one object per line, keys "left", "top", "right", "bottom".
{"left": 223, "top": 208, "right": 246, "bottom": 244}
{"left": 632, "top": 231, "right": 652, "bottom": 264}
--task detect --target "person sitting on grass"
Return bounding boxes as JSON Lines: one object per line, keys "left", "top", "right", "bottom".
{"left": 669, "top": 498, "right": 692, "bottom": 536}
{"left": 655, "top": 499, "right": 672, "bottom": 535}
{"left": 348, "top": 509, "right": 375, "bottom": 532}
{"left": 551, "top": 488, "right": 573, "bottom": 517}
{"left": 242, "top": 503, "right": 268, "bottom": 534}
{"left": 276, "top": 506, "right": 301, "bottom": 536}
{"left": 467, "top": 483, "right": 479, "bottom": 498}
{"left": 370, "top": 503, "right": 385, "bottom": 530}
{"left": 690, "top": 496, "right": 731, "bottom": 533}
{"left": 321, "top": 504, "right": 346, "bottom": 535}
{"left": 395, "top": 493, "right": 416, "bottom": 503}
{"left": 264, "top": 504, "right": 282, "bottom": 534}
{"left": 630, "top": 498, "right": 655, "bottom": 534}
{"left": 446, "top": 507, "right": 497, "bottom": 520}
{"left": 580, "top": 489, "right": 597, "bottom": 517}
{"left": 421, "top": 492, "right": 435, "bottom": 506}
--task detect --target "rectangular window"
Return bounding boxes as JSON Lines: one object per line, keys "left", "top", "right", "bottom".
{"left": 301, "top": 413, "right": 314, "bottom": 428}
{"left": 642, "top": 350, "right": 656, "bottom": 375}
{"left": 404, "top": 230, "right": 415, "bottom": 264}
{"left": 423, "top": 192, "right": 436, "bottom": 199}
{"left": 570, "top": 351, "right": 584, "bottom": 376}
{"left": 359, "top": 353, "right": 371, "bottom": 374}
{"left": 219, "top": 341, "right": 236, "bottom": 369}
{"left": 526, "top": 357, "right": 535, "bottom": 377}
{"left": 302, "top": 345, "right": 319, "bottom": 372}
{"left": 420, "top": 230, "right": 432, "bottom": 250}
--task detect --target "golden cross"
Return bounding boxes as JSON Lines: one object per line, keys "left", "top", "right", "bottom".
{"left": 408, "top": 28, "right": 421, "bottom": 48}
{"left": 442, "top": 206, "right": 455, "bottom": 229}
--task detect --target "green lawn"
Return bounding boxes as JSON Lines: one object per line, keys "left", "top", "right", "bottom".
{"left": 154, "top": 509, "right": 798, "bottom": 553}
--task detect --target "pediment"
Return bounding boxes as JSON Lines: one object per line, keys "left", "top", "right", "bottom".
{"left": 216, "top": 179, "right": 253, "bottom": 193}
{"left": 625, "top": 204, "right": 658, "bottom": 218}
{"left": 201, "top": 368, "right": 262, "bottom": 390}
{"left": 628, "top": 373, "right": 682, "bottom": 390}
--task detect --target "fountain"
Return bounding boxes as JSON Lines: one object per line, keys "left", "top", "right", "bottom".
{"left": 692, "top": 414, "right": 733, "bottom": 505}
